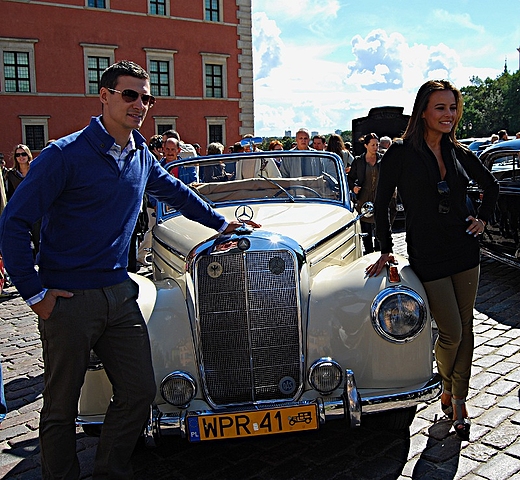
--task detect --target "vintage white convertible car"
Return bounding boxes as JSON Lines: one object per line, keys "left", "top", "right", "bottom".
{"left": 78, "top": 149, "right": 441, "bottom": 443}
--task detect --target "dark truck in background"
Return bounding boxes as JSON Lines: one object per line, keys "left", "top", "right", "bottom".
{"left": 351, "top": 106, "right": 410, "bottom": 156}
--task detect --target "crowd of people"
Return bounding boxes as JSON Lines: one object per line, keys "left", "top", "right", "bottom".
{"left": 0, "top": 59, "right": 506, "bottom": 477}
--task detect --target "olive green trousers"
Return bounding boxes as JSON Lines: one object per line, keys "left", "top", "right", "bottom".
{"left": 423, "top": 265, "right": 480, "bottom": 399}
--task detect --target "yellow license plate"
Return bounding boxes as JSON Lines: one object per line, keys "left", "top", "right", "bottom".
{"left": 187, "top": 405, "right": 318, "bottom": 442}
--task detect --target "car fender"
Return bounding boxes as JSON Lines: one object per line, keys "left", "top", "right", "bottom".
{"left": 145, "top": 278, "right": 198, "bottom": 406}
{"left": 308, "top": 253, "right": 433, "bottom": 389}
{"left": 79, "top": 273, "right": 159, "bottom": 417}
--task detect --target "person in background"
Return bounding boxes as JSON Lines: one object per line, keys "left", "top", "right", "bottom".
{"left": 161, "top": 137, "right": 198, "bottom": 184}
{"left": 233, "top": 141, "right": 245, "bottom": 153}
{"left": 268, "top": 140, "right": 283, "bottom": 168}
{"left": 515, "top": 132, "right": 520, "bottom": 139}
{"left": 0, "top": 153, "right": 7, "bottom": 185}
{"left": 326, "top": 133, "right": 354, "bottom": 173}
{"left": 148, "top": 134, "right": 163, "bottom": 159}
{"left": 5, "top": 144, "right": 41, "bottom": 257}
{"left": 280, "top": 128, "right": 315, "bottom": 177}
{"left": 192, "top": 143, "right": 201, "bottom": 156}
{"left": 5, "top": 144, "right": 32, "bottom": 201}
{"left": 0, "top": 60, "right": 256, "bottom": 479}
{"left": 235, "top": 142, "right": 280, "bottom": 179}
{"left": 347, "top": 133, "right": 382, "bottom": 254}
{"left": 135, "top": 135, "right": 163, "bottom": 267}
{"left": 366, "top": 79, "right": 499, "bottom": 441}
{"left": 490, "top": 134, "right": 499, "bottom": 143}
{"left": 0, "top": 156, "right": 8, "bottom": 303}
{"left": 497, "top": 129, "right": 508, "bottom": 142}
{"left": 312, "top": 134, "right": 326, "bottom": 151}
{"left": 161, "top": 129, "right": 197, "bottom": 158}
{"left": 202, "top": 142, "right": 234, "bottom": 182}
{"left": 379, "top": 136, "right": 392, "bottom": 153}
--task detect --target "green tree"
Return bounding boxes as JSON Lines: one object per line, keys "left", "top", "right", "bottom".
{"left": 459, "top": 71, "right": 520, "bottom": 138}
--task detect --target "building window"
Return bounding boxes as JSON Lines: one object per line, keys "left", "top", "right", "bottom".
{"left": 153, "top": 117, "right": 177, "bottom": 136}
{"left": 87, "top": 56, "right": 110, "bottom": 94}
{"left": 149, "top": 60, "right": 170, "bottom": 97}
{"left": 157, "top": 124, "right": 173, "bottom": 135}
{"left": 205, "top": 0, "right": 220, "bottom": 22}
{"left": 201, "top": 53, "right": 228, "bottom": 99}
{"left": 0, "top": 38, "right": 38, "bottom": 93}
{"left": 205, "top": 64, "right": 223, "bottom": 98}
{"left": 87, "top": 0, "right": 107, "bottom": 7}
{"left": 145, "top": 49, "right": 176, "bottom": 98}
{"left": 206, "top": 117, "right": 226, "bottom": 146}
{"left": 25, "top": 125, "right": 45, "bottom": 151}
{"left": 150, "top": 0, "right": 167, "bottom": 15}
{"left": 81, "top": 44, "right": 117, "bottom": 95}
{"left": 209, "top": 124, "right": 223, "bottom": 143}
{"left": 20, "top": 116, "right": 49, "bottom": 152}
{"left": 3, "top": 51, "right": 30, "bottom": 92}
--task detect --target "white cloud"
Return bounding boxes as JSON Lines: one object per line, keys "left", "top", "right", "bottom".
{"left": 252, "top": 19, "right": 502, "bottom": 137}
{"left": 252, "top": 12, "right": 284, "bottom": 80}
{"left": 255, "top": 0, "right": 340, "bottom": 20}
{"left": 432, "top": 10, "right": 486, "bottom": 34}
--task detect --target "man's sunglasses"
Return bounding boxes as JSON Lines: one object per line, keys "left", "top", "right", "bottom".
{"left": 107, "top": 88, "right": 156, "bottom": 108}
{"left": 437, "top": 180, "right": 450, "bottom": 214}
{"left": 15, "top": 152, "right": 29, "bottom": 158}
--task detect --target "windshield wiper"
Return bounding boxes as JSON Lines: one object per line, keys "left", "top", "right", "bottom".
{"left": 258, "top": 173, "right": 295, "bottom": 202}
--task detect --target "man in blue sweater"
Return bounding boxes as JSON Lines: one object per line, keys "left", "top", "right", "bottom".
{"left": 0, "top": 60, "right": 255, "bottom": 479}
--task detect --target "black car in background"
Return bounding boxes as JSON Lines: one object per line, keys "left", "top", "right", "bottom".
{"left": 468, "top": 139, "right": 520, "bottom": 268}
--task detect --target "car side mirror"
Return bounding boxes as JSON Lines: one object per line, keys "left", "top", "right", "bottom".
{"left": 360, "top": 202, "right": 374, "bottom": 218}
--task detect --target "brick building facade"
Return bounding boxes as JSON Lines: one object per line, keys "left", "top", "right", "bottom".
{"left": 0, "top": 0, "right": 254, "bottom": 166}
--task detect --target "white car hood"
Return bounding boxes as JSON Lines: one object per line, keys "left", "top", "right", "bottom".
{"left": 155, "top": 203, "right": 354, "bottom": 256}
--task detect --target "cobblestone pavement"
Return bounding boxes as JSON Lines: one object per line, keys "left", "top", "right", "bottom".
{"left": 1, "top": 233, "right": 520, "bottom": 479}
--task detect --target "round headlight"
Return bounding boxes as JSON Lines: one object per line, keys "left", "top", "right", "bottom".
{"left": 371, "top": 286, "right": 427, "bottom": 344}
{"left": 160, "top": 371, "right": 197, "bottom": 407}
{"left": 309, "top": 358, "right": 343, "bottom": 395}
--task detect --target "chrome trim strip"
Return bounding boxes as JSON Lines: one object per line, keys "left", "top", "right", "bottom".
{"left": 344, "top": 369, "right": 361, "bottom": 428}
{"left": 481, "top": 248, "right": 520, "bottom": 269}
{"left": 152, "top": 233, "right": 187, "bottom": 263}
{"left": 309, "top": 233, "right": 356, "bottom": 267}
{"left": 341, "top": 242, "right": 357, "bottom": 260}
{"left": 151, "top": 373, "right": 441, "bottom": 436}
{"left": 305, "top": 206, "right": 371, "bottom": 256}
{"left": 361, "top": 373, "right": 441, "bottom": 413}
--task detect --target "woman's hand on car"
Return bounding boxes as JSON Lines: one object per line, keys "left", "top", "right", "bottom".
{"left": 365, "top": 253, "right": 395, "bottom": 277}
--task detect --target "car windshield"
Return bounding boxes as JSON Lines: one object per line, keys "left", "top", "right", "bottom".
{"left": 489, "top": 152, "right": 519, "bottom": 181}
{"left": 160, "top": 151, "right": 346, "bottom": 213}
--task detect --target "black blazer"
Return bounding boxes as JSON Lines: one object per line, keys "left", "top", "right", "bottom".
{"left": 347, "top": 152, "right": 382, "bottom": 191}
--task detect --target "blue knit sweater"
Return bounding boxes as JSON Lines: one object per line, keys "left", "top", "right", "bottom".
{"left": 0, "top": 116, "right": 226, "bottom": 300}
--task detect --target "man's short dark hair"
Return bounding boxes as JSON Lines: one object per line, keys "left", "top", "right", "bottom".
{"left": 162, "top": 129, "right": 180, "bottom": 141}
{"left": 99, "top": 60, "right": 149, "bottom": 91}
{"left": 313, "top": 134, "right": 326, "bottom": 143}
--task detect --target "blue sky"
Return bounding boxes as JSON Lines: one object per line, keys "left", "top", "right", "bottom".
{"left": 251, "top": 0, "right": 520, "bottom": 137}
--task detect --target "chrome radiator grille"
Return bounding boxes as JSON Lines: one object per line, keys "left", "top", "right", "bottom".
{"left": 195, "top": 250, "right": 302, "bottom": 406}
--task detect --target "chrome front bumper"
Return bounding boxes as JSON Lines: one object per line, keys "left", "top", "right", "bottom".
{"left": 152, "top": 370, "right": 442, "bottom": 437}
